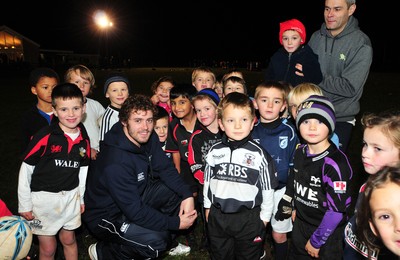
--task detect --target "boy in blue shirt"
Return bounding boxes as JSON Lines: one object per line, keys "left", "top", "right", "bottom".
{"left": 252, "top": 80, "right": 299, "bottom": 260}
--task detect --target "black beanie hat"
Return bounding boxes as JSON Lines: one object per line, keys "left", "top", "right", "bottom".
{"left": 104, "top": 75, "right": 130, "bottom": 95}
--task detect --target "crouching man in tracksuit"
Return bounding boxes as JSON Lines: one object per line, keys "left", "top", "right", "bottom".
{"left": 83, "top": 94, "right": 197, "bottom": 260}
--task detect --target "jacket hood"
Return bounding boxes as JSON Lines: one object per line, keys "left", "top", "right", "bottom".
{"left": 319, "top": 16, "right": 359, "bottom": 39}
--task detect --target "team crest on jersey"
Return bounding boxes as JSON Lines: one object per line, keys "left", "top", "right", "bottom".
{"left": 334, "top": 181, "right": 347, "bottom": 193}
{"left": 279, "top": 136, "right": 288, "bottom": 149}
{"left": 180, "top": 139, "right": 188, "bottom": 145}
{"left": 79, "top": 147, "right": 86, "bottom": 157}
{"left": 243, "top": 153, "right": 255, "bottom": 166}
{"left": 51, "top": 145, "right": 62, "bottom": 153}
{"left": 310, "top": 176, "right": 321, "bottom": 187}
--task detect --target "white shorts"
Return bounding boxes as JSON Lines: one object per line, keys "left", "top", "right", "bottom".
{"left": 270, "top": 187, "right": 293, "bottom": 233}
{"left": 29, "top": 187, "right": 81, "bottom": 235}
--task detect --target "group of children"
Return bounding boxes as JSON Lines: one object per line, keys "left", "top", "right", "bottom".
{"left": 9, "top": 17, "right": 400, "bottom": 260}
{"left": 16, "top": 65, "right": 132, "bottom": 259}
{"left": 149, "top": 62, "right": 400, "bottom": 260}
{"left": 147, "top": 61, "right": 400, "bottom": 260}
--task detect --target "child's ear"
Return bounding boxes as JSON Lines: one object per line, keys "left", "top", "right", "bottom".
{"left": 252, "top": 99, "right": 258, "bottom": 109}
{"left": 369, "top": 219, "right": 379, "bottom": 237}
{"left": 280, "top": 102, "right": 287, "bottom": 112}
{"left": 218, "top": 118, "right": 225, "bottom": 131}
{"left": 31, "top": 86, "right": 38, "bottom": 95}
{"left": 52, "top": 106, "right": 58, "bottom": 117}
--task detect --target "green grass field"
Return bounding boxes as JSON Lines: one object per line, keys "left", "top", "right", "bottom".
{"left": 1, "top": 67, "right": 399, "bottom": 259}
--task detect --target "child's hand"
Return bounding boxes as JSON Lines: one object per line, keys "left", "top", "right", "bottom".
{"left": 305, "top": 239, "right": 320, "bottom": 258}
{"left": 91, "top": 148, "right": 98, "bottom": 160}
{"left": 205, "top": 208, "right": 210, "bottom": 222}
{"left": 150, "top": 94, "right": 160, "bottom": 105}
{"left": 295, "top": 63, "right": 304, "bottom": 77}
{"left": 19, "top": 211, "right": 34, "bottom": 221}
{"left": 275, "top": 194, "right": 293, "bottom": 221}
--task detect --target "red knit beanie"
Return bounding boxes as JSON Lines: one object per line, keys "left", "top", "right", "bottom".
{"left": 279, "top": 19, "right": 306, "bottom": 45}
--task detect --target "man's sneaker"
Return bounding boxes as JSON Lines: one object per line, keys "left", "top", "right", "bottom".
{"left": 88, "top": 243, "right": 98, "bottom": 260}
{"left": 168, "top": 242, "right": 191, "bottom": 256}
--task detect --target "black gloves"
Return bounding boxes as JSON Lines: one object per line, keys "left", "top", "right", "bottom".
{"left": 274, "top": 194, "right": 293, "bottom": 221}
{"left": 274, "top": 167, "right": 295, "bottom": 221}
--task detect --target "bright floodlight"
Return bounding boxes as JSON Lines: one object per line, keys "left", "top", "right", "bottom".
{"left": 94, "top": 10, "right": 113, "bottom": 29}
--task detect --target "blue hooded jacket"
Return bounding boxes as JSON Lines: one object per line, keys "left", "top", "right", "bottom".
{"left": 83, "top": 121, "right": 192, "bottom": 231}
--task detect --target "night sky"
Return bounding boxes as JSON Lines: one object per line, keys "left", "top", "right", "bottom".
{"left": 0, "top": 1, "right": 392, "bottom": 70}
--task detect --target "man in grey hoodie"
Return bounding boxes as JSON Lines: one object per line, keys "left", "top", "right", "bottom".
{"left": 308, "top": 0, "right": 373, "bottom": 152}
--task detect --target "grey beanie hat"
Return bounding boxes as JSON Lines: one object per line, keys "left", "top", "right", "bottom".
{"left": 104, "top": 75, "right": 130, "bottom": 95}
{"left": 296, "top": 95, "right": 336, "bottom": 135}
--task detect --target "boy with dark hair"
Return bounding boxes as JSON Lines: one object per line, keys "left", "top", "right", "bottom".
{"left": 166, "top": 84, "right": 199, "bottom": 195}
{"left": 18, "top": 83, "right": 90, "bottom": 259}
{"left": 222, "top": 76, "right": 248, "bottom": 96}
{"left": 154, "top": 105, "right": 171, "bottom": 156}
{"left": 165, "top": 84, "right": 200, "bottom": 253}
{"left": 21, "top": 67, "right": 60, "bottom": 153}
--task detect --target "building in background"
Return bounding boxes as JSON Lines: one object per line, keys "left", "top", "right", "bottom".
{"left": 0, "top": 25, "right": 99, "bottom": 69}
{"left": 0, "top": 25, "right": 39, "bottom": 66}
